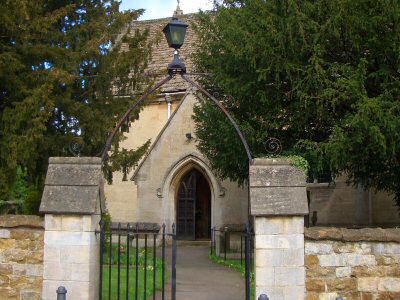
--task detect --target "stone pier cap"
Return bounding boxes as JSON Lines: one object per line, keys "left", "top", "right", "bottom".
{"left": 249, "top": 158, "right": 308, "bottom": 216}
{"left": 39, "top": 157, "right": 105, "bottom": 215}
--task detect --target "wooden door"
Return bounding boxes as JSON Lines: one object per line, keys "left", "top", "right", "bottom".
{"left": 195, "top": 172, "right": 211, "bottom": 239}
{"left": 177, "top": 171, "right": 196, "bottom": 240}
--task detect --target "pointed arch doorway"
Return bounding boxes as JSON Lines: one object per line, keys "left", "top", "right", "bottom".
{"left": 176, "top": 169, "right": 211, "bottom": 240}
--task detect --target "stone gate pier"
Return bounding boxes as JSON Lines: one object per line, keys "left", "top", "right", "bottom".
{"left": 39, "top": 157, "right": 104, "bottom": 300}
{"left": 250, "top": 158, "right": 308, "bottom": 300}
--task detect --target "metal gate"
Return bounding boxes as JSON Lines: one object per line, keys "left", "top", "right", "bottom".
{"left": 244, "top": 223, "right": 252, "bottom": 300}
{"left": 99, "top": 221, "right": 177, "bottom": 300}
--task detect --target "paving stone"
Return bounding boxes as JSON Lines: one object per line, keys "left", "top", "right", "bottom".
{"left": 167, "top": 246, "right": 245, "bottom": 300}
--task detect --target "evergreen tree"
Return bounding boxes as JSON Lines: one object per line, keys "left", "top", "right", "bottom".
{"left": 193, "top": 0, "right": 400, "bottom": 205}
{"left": 0, "top": 0, "right": 153, "bottom": 209}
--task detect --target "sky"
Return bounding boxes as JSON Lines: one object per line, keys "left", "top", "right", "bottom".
{"left": 120, "top": 0, "right": 213, "bottom": 20}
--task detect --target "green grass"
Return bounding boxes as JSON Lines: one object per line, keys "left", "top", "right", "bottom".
{"left": 209, "top": 253, "right": 255, "bottom": 300}
{"left": 101, "top": 244, "right": 165, "bottom": 300}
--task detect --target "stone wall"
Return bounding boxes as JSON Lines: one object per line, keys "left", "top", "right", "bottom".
{"left": 105, "top": 100, "right": 180, "bottom": 223}
{"left": 307, "top": 179, "right": 400, "bottom": 227}
{"left": 371, "top": 190, "right": 400, "bottom": 226}
{"left": 0, "top": 215, "right": 44, "bottom": 300}
{"left": 305, "top": 227, "right": 400, "bottom": 300}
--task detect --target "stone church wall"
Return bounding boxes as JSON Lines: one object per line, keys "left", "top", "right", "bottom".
{"left": 305, "top": 227, "right": 400, "bottom": 300}
{"left": 307, "top": 177, "right": 399, "bottom": 227}
{"left": 371, "top": 190, "right": 400, "bottom": 226}
{"left": 0, "top": 215, "right": 44, "bottom": 300}
{"left": 105, "top": 99, "right": 179, "bottom": 222}
{"left": 133, "top": 93, "right": 248, "bottom": 229}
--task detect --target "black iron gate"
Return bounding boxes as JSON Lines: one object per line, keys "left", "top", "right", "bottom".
{"left": 99, "top": 221, "right": 177, "bottom": 300}
{"left": 244, "top": 223, "right": 252, "bottom": 300}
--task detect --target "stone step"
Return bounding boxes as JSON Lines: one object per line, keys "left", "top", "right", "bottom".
{"left": 176, "top": 240, "right": 210, "bottom": 247}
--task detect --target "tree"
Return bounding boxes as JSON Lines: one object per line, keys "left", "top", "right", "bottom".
{"left": 0, "top": 0, "right": 153, "bottom": 211}
{"left": 192, "top": 0, "right": 400, "bottom": 205}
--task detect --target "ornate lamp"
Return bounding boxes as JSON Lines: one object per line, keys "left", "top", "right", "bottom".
{"left": 163, "top": 16, "right": 188, "bottom": 74}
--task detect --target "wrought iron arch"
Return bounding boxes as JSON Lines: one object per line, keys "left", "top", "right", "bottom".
{"left": 101, "top": 73, "right": 253, "bottom": 163}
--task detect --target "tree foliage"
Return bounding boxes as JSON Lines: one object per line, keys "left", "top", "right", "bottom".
{"left": 0, "top": 0, "right": 153, "bottom": 207}
{"left": 0, "top": 167, "right": 42, "bottom": 214}
{"left": 193, "top": 0, "right": 400, "bottom": 204}
{"left": 104, "top": 140, "right": 151, "bottom": 183}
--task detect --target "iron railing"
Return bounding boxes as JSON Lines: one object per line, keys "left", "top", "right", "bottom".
{"left": 99, "top": 221, "right": 176, "bottom": 300}
{"left": 210, "top": 225, "right": 254, "bottom": 264}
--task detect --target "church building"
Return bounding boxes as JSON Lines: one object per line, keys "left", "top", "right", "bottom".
{"left": 104, "top": 7, "right": 399, "bottom": 239}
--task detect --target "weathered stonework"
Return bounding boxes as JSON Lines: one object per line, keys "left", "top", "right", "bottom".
{"left": 255, "top": 216, "right": 306, "bottom": 299}
{"left": 42, "top": 214, "right": 100, "bottom": 300}
{"left": 0, "top": 215, "right": 44, "bottom": 300}
{"left": 305, "top": 227, "right": 400, "bottom": 300}
{"left": 250, "top": 158, "right": 308, "bottom": 216}
{"left": 40, "top": 157, "right": 105, "bottom": 214}
{"left": 40, "top": 157, "right": 103, "bottom": 300}
{"left": 250, "top": 158, "right": 308, "bottom": 300}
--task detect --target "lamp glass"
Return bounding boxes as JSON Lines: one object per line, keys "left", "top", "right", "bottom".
{"left": 163, "top": 18, "right": 188, "bottom": 49}
{"left": 170, "top": 26, "right": 186, "bottom": 48}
